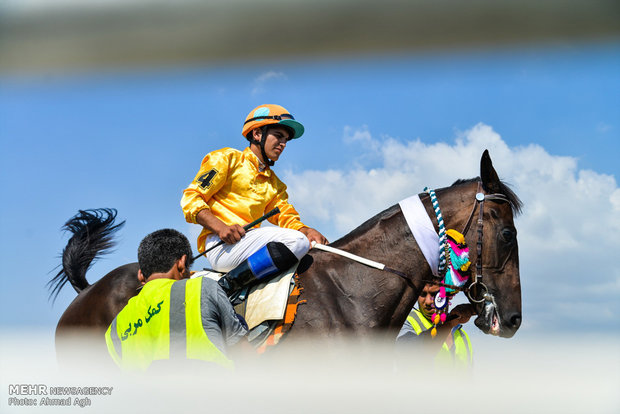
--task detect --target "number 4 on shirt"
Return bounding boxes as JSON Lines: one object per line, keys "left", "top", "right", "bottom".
{"left": 197, "top": 169, "right": 218, "bottom": 189}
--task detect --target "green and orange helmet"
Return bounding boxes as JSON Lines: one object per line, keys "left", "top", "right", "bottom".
{"left": 242, "top": 104, "right": 305, "bottom": 140}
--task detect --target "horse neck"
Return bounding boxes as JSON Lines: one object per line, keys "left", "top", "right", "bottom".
{"left": 330, "top": 205, "right": 427, "bottom": 279}
{"left": 332, "top": 180, "right": 479, "bottom": 274}
{"left": 297, "top": 185, "right": 480, "bottom": 334}
{"left": 334, "top": 182, "right": 478, "bottom": 301}
{"left": 317, "top": 205, "right": 431, "bottom": 330}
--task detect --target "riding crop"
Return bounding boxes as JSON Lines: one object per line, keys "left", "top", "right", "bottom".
{"left": 311, "top": 241, "right": 469, "bottom": 293}
{"left": 191, "top": 207, "right": 280, "bottom": 261}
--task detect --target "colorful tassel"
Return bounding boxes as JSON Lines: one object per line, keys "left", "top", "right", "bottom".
{"left": 443, "top": 229, "right": 471, "bottom": 293}
{"left": 446, "top": 229, "right": 465, "bottom": 244}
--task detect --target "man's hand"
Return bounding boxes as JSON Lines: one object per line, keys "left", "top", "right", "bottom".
{"left": 196, "top": 209, "right": 246, "bottom": 244}
{"left": 217, "top": 224, "right": 246, "bottom": 244}
{"left": 300, "top": 227, "right": 329, "bottom": 245}
{"left": 448, "top": 303, "right": 476, "bottom": 325}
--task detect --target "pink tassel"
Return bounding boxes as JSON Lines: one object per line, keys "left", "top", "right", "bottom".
{"left": 439, "top": 286, "right": 446, "bottom": 298}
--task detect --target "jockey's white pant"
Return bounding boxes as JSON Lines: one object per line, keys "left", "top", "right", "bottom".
{"left": 204, "top": 227, "right": 310, "bottom": 272}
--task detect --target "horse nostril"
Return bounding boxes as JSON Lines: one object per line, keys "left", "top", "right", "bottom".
{"left": 509, "top": 313, "right": 522, "bottom": 328}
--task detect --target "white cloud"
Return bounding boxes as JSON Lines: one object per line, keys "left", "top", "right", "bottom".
{"left": 596, "top": 122, "right": 612, "bottom": 134}
{"left": 611, "top": 189, "right": 620, "bottom": 212}
{"left": 343, "top": 125, "right": 374, "bottom": 146}
{"left": 283, "top": 122, "right": 620, "bottom": 332}
{"left": 251, "top": 71, "right": 287, "bottom": 96}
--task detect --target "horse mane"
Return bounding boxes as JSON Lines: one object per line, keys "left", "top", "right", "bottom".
{"left": 452, "top": 177, "right": 523, "bottom": 215}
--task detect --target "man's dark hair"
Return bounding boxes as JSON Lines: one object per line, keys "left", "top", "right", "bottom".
{"left": 245, "top": 125, "right": 294, "bottom": 142}
{"left": 138, "top": 229, "right": 194, "bottom": 278}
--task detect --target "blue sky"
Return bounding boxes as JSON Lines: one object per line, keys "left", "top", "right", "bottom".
{"left": 1, "top": 40, "right": 618, "bottom": 342}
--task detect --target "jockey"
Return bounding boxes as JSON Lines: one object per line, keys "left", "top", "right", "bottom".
{"left": 181, "top": 104, "right": 328, "bottom": 296}
{"left": 396, "top": 284, "right": 475, "bottom": 370}
{"left": 105, "top": 229, "right": 248, "bottom": 370}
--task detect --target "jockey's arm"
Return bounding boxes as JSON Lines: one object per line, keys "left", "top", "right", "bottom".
{"left": 196, "top": 209, "right": 245, "bottom": 244}
{"left": 265, "top": 184, "right": 328, "bottom": 245}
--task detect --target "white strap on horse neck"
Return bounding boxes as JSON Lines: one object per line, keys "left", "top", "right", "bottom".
{"left": 311, "top": 195, "right": 439, "bottom": 277}
{"left": 398, "top": 195, "right": 440, "bottom": 276}
{"left": 311, "top": 242, "right": 386, "bottom": 270}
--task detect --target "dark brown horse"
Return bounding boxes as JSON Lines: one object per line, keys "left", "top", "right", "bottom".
{"left": 51, "top": 150, "right": 522, "bottom": 358}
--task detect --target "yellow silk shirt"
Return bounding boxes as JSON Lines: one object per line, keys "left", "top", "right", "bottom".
{"left": 181, "top": 147, "right": 307, "bottom": 252}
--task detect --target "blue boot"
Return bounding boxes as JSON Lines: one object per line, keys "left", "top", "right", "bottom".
{"left": 217, "top": 242, "right": 298, "bottom": 296}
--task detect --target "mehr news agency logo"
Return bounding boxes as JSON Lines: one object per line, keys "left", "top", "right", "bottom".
{"left": 8, "top": 384, "right": 113, "bottom": 408}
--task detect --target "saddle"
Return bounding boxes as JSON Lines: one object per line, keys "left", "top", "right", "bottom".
{"left": 191, "top": 265, "right": 303, "bottom": 352}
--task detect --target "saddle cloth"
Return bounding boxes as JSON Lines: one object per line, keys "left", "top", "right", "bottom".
{"left": 192, "top": 265, "right": 297, "bottom": 330}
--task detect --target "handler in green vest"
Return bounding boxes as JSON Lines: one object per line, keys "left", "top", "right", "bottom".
{"left": 105, "top": 229, "right": 248, "bottom": 371}
{"left": 396, "top": 283, "right": 475, "bottom": 369}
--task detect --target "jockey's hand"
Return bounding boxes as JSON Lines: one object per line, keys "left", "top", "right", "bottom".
{"left": 217, "top": 224, "right": 246, "bottom": 244}
{"left": 300, "top": 227, "right": 329, "bottom": 245}
{"left": 448, "top": 304, "right": 476, "bottom": 325}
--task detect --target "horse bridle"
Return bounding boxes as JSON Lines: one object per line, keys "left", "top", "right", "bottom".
{"left": 457, "top": 181, "right": 511, "bottom": 303}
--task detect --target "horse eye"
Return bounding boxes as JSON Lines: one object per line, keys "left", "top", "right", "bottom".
{"left": 501, "top": 228, "right": 515, "bottom": 242}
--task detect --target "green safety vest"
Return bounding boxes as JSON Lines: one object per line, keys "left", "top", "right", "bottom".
{"left": 406, "top": 309, "right": 473, "bottom": 368}
{"left": 105, "top": 277, "right": 233, "bottom": 370}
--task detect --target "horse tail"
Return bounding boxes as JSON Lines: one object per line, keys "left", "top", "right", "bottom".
{"left": 48, "top": 208, "right": 125, "bottom": 302}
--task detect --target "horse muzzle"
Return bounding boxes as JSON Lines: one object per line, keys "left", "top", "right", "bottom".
{"left": 474, "top": 296, "right": 501, "bottom": 336}
{"left": 473, "top": 293, "right": 521, "bottom": 338}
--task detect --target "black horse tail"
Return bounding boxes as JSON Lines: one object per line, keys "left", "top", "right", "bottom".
{"left": 48, "top": 208, "right": 125, "bottom": 302}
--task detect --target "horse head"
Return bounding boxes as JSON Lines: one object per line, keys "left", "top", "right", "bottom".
{"left": 467, "top": 150, "right": 523, "bottom": 338}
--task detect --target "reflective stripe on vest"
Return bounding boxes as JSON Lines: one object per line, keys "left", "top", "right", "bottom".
{"left": 452, "top": 327, "right": 473, "bottom": 366}
{"left": 184, "top": 277, "right": 230, "bottom": 363}
{"left": 406, "top": 309, "right": 433, "bottom": 335}
{"left": 105, "top": 277, "right": 232, "bottom": 370}
{"left": 105, "top": 318, "right": 122, "bottom": 365}
{"left": 169, "top": 279, "right": 187, "bottom": 360}
{"left": 406, "top": 309, "right": 472, "bottom": 367}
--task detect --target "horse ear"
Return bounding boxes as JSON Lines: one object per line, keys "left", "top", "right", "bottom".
{"left": 480, "top": 150, "right": 501, "bottom": 193}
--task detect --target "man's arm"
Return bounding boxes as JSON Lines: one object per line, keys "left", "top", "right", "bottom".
{"left": 180, "top": 149, "right": 231, "bottom": 225}
{"left": 266, "top": 182, "right": 329, "bottom": 244}
{"left": 196, "top": 209, "right": 246, "bottom": 244}
{"left": 212, "top": 281, "right": 248, "bottom": 347}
